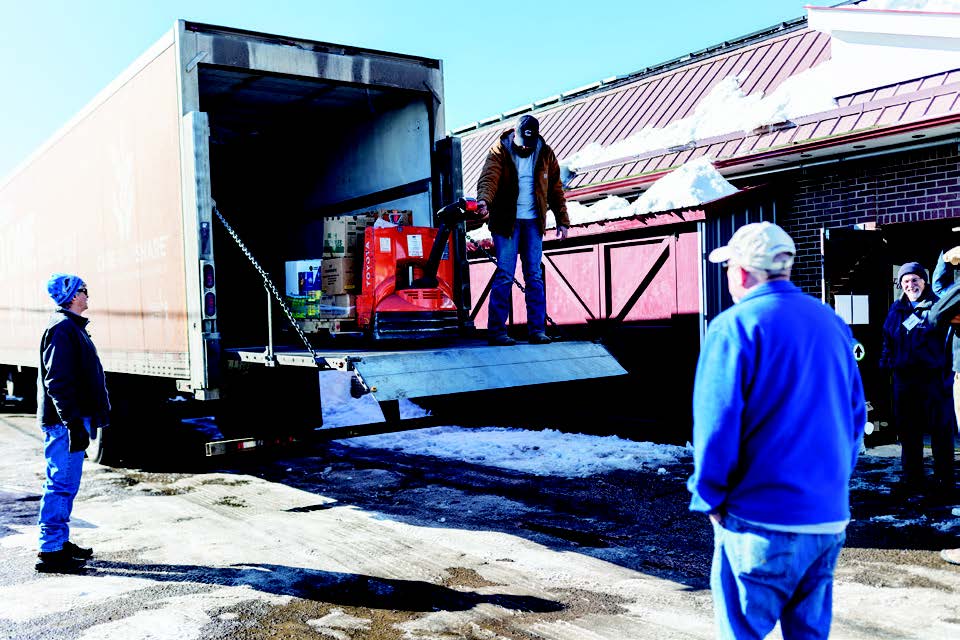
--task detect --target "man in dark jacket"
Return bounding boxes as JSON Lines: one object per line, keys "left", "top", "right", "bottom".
{"left": 35, "top": 273, "right": 110, "bottom": 573}
{"left": 476, "top": 115, "right": 570, "bottom": 345}
{"left": 880, "top": 261, "right": 953, "bottom": 491}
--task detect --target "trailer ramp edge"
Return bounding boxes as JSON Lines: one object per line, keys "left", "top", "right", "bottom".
{"left": 352, "top": 341, "right": 626, "bottom": 401}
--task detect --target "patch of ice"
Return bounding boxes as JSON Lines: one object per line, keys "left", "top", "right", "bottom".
{"left": 338, "top": 426, "right": 688, "bottom": 477}
{"left": 306, "top": 608, "right": 372, "bottom": 640}
{"left": 933, "top": 519, "right": 960, "bottom": 532}
{"left": 869, "top": 514, "right": 928, "bottom": 527}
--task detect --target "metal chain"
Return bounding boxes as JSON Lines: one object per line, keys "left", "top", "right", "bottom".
{"left": 465, "top": 232, "right": 557, "bottom": 328}
{"left": 212, "top": 205, "right": 321, "bottom": 365}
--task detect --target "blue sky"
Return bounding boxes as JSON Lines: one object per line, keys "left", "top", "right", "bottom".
{"left": 0, "top": 0, "right": 816, "bottom": 178}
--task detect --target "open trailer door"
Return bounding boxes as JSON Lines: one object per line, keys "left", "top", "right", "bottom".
{"left": 822, "top": 226, "right": 891, "bottom": 436}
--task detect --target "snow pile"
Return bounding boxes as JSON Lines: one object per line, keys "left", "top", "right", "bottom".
{"left": 629, "top": 157, "right": 737, "bottom": 215}
{"left": 557, "top": 157, "right": 738, "bottom": 224}
{"left": 338, "top": 425, "right": 688, "bottom": 477}
{"left": 932, "top": 518, "right": 960, "bottom": 532}
{"left": 318, "top": 370, "right": 429, "bottom": 428}
{"left": 869, "top": 514, "right": 929, "bottom": 527}
{"left": 563, "top": 195, "right": 632, "bottom": 227}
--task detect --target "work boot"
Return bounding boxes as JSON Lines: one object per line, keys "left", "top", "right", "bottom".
{"left": 62, "top": 540, "right": 94, "bottom": 560}
{"left": 528, "top": 333, "right": 552, "bottom": 344}
{"left": 488, "top": 334, "right": 517, "bottom": 346}
{"left": 35, "top": 549, "right": 86, "bottom": 574}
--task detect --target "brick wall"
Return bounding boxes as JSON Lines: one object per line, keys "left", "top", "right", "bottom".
{"left": 780, "top": 144, "right": 960, "bottom": 294}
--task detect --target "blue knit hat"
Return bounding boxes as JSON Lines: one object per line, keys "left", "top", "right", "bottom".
{"left": 896, "top": 262, "right": 927, "bottom": 286}
{"left": 46, "top": 273, "right": 85, "bottom": 306}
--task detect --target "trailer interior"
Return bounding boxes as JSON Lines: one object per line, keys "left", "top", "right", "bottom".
{"left": 199, "top": 65, "right": 438, "bottom": 349}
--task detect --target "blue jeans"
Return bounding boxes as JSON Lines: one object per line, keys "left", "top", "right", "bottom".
{"left": 488, "top": 219, "right": 545, "bottom": 336}
{"left": 38, "top": 421, "right": 89, "bottom": 552}
{"left": 711, "top": 514, "right": 846, "bottom": 640}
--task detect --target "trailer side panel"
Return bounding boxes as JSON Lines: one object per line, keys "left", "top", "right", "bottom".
{"left": 0, "top": 44, "right": 189, "bottom": 377}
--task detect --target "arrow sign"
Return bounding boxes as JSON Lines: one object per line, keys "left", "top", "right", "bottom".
{"left": 853, "top": 341, "right": 866, "bottom": 362}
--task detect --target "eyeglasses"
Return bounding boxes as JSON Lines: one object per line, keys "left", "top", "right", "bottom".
{"left": 76, "top": 287, "right": 88, "bottom": 296}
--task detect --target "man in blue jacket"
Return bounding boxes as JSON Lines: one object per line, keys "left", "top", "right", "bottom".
{"left": 688, "top": 222, "right": 866, "bottom": 640}
{"left": 36, "top": 273, "right": 110, "bottom": 574}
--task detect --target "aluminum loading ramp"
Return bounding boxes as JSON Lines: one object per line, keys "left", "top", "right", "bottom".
{"left": 225, "top": 341, "right": 627, "bottom": 400}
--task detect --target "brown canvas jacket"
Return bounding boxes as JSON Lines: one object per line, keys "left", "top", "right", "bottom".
{"left": 476, "top": 130, "right": 570, "bottom": 237}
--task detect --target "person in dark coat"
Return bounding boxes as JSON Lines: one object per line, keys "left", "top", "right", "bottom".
{"left": 928, "top": 249, "right": 960, "bottom": 500}
{"left": 475, "top": 115, "right": 570, "bottom": 346}
{"left": 35, "top": 273, "right": 110, "bottom": 574}
{"left": 880, "top": 262, "right": 953, "bottom": 491}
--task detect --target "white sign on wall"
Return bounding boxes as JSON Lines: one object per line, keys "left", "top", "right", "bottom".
{"left": 835, "top": 294, "right": 870, "bottom": 325}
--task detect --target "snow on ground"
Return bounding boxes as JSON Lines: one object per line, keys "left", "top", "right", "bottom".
{"left": 337, "top": 426, "right": 688, "bottom": 478}
{"left": 306, "top": 608, "right": 372, "bottom": 638}
{"left": 318, "top": 370, "right": 430, "bottom": 427}
{"left": 319, "top": 370, "right": 688, "bottom": 478}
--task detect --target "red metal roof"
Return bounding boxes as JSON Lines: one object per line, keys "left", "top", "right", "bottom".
{"left": 565, "top": 69, "right": 960, "bottom": 198}
{"left": 459, "top": 24, "right": 830, "bottom": 197}
{"left": 458, "top": 20, "right": 960, "bottom": 201}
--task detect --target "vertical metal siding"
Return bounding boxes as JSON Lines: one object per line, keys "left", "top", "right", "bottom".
{"left": 703, "top": 196, "right": 780, "bottom": 322}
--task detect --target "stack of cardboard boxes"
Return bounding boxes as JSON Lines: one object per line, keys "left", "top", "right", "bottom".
{"left": 285, "top": 210, "right": 412, "bottom": 322}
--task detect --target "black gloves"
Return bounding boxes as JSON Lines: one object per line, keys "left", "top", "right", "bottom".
{"left": 67, "top": 421, "right": 90, "bottom": 453}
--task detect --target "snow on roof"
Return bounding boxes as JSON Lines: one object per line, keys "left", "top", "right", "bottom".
{"left": 629, "top": 157, "right": 738, "bottom": 215}
{"left": 562, "top": 0, "right": 960, "bottom": 174}
{"left": 566, "top": 67, "right": 960, "bottom": 195}
{"left": 465, "top": 156, "right": 736, "bottom": 244}
{"left": 561, "top": 70, "right": 837, "bottom": 173}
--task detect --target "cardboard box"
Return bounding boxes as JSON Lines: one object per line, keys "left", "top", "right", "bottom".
{"left": 319, "top": 294, "right": 356, "bottom": 319}
{"left": 323, "top": 215, "right": 370, "bottom": 258}
{"left": 284, "top": 259, "right": 322, "bottom": 296}
{"left": 321, "top": 257, "right": 356, "bottom": 294}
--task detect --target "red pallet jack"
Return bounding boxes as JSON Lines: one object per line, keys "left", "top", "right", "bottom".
{"left": 357, "top": 198, "right": 481, "bottom": 339}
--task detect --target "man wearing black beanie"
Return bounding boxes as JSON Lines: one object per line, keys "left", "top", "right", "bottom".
{"left": 880, "top": 261, "right": 954, "bottom": 495}
{"left": 476, "top": 115, "right": 570, "bottom": 345}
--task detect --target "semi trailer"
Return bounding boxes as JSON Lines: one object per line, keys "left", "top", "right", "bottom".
{"left": 0, "top": 21, "right": 626, "bottom": 464}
